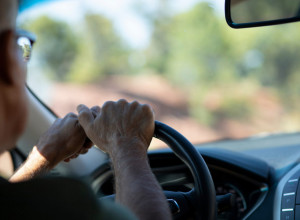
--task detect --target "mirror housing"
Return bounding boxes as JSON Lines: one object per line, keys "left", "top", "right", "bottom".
{"left": 225, "top": 0, "right": 300, "bottom": 28}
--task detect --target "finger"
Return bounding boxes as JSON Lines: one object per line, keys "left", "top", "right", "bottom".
{"left": 142, "top": 104, "right": 154, "bottom": 115}
{"left": 83, "top": 138, "right": 93, "bottom": 148}
{"left": 102, "top": 101, "right": 115, "bottom": 112}
{"left": 79, "top": 148, "right": 89, "bottom": 155}
{"left": 70, "top": 154, "right": 79, "bottom": 159}
{"left": 117, "top": 99, "right": 128, "bottom": 106}
{"left": 77, "top": 104, "right": 94, "bottom": 129}
{"left": 91, "top": 106, "right": 101, "bottom": 118}
{"left": 128, "top": 100, "right": 140, "bottom": 113}
{"left": 117, "top": 99, "right": 130, "bottom": 113}
{"left": 130, "top": 100, "right": 139, "bottom": 107}
{"left": 61, "top": 113, "right": 78, "bottom": 125}
{"left": 64, "top": 153, "right": 78, "bottom": 162}
{"left": 65, "top": 112, "right": 78, "bottom": 118}
{"left": 91, "top": 106, "right": 101, "bottom": 113}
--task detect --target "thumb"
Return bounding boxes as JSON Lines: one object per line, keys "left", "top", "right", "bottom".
{"left": 77, "top": 104, "right": 94, "bottom": 130}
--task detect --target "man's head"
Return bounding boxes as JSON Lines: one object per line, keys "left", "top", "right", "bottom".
{"left": 1, "top": 0, "right": 18, "bottom": 29}
{"left": 0, "top": 0, "right": 28, "bottom": 153}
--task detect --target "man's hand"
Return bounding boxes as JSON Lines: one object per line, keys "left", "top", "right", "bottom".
{"left": 10, "top": 112, "right": 93, "bottom": 182}
{"left": 77, "top": 99, "right": 154, "bottom": 158}
{"left": 77, "top": 100, "right": 171, "bottom": 220}
{"left": 36, "top": 112, "right": 93, "bottom": 166}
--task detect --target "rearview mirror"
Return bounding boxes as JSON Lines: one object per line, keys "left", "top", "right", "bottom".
{"left": 225, "top": 0, "right": 300, "bottom": 28}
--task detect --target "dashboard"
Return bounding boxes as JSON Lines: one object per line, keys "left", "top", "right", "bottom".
{"left": 92, "top": 147, "right": 270, "bottom": 220}
{"left": 48, "top": 129, "right": 300, "bottom": 220}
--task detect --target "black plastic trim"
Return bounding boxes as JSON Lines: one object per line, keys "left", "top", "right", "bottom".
{"left": 149, "top": 147, "right": 271, "bottom": 183}
{"left": 26, "top": 85, "right": 58, "bottom": 118}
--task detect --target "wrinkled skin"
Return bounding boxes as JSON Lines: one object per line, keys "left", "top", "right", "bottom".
{"left": 36, "top": 112, "right": 93, "bottom": 166}
{"left": 77, "top": 100, "right": 154, "bottom": 158}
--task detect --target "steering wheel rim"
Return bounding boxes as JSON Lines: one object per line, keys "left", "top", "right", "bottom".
{"left": 154, "top": 121, "right": 216, "bottom": 220}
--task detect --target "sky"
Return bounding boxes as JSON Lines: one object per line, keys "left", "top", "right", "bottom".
{"left": 18, "top": 0, "right": 224, "bottom": 48}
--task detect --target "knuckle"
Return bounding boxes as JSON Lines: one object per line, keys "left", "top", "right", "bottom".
{"left": 91, "top": 105, "right": 101, "bottom": 112}
{"left": 54, "top": 118, "right": 61, "bottom": 123}
{"left": 80, "top": 149, "right": 89, "bottom": 154}
{"left": 101, "top": 105, "right": 109, "bottom": 113}
{"left": 141, "top": 104, "right": 154, "bottom": 117}
{"left": 118, "top": 99, "right": 128, "bottom": 105}
{"left": 77, "top": 104, "right": 88, "bottom": 114}
{"left": 131, "top": 100, "right": 139, "bottom": 107}
{"left": 66, "top": 112, "right": 77, "bottom": 118}
{"left": 117, "top": 99, "right": 129, "bottom": 109}
{"left": 78, "top": 110, "right": 89, "bottom": 118}
{"left": 141, "top": 104, "right": 152, "bottom": 112}
{"left": 102, "top": 101, "right": 114, "bottom": 110}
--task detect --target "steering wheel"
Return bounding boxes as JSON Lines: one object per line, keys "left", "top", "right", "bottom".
{"left": 154, "top": 121, "right": 216, "bottom": 220}
{"left": 101, "top": 121, "right": 217, "bottom": 219}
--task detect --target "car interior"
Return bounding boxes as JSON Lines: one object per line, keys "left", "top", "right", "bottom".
{"left": 2, "top": 0, "right": 300, "bottom": 219}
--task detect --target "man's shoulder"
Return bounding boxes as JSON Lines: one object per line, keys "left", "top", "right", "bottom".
{"left": 0, "top": 176, "right": 102, "bottom": 219}
{"left": 0, "top": 176, "right": 137, "bottom": 220}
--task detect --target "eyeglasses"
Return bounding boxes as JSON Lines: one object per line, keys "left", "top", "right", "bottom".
{"left": 16, "top": 29, "right": 36, "bottom": 62}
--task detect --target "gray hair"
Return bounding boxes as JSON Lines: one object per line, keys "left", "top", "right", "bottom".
{"left": 0, "top": 0, "right": 17, "bottom": 32}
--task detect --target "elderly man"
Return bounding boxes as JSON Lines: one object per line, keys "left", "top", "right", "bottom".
{"left": 0, "top": 0, "right": 172, "bottom": 219}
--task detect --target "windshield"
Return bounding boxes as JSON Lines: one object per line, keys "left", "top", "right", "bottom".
{"left": 19, "top": 0, "right": 300, "bottom": 149}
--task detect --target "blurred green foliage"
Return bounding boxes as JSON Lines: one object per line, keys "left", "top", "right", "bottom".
{"left": 22, "top": 14, "right": 130, "bottom": 82}
{"left": 68, "top": 14, "right": 130, "bottom": 82}
{"left": 145, "top": 2, "right": 300, "bottom": 126}
{"left": 22, "top": 16, "right": 78, "bottom": 81}
{"left": 22, "top": 1, "right": 300, "bottom": 128}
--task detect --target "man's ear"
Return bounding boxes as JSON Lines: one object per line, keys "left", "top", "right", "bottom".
{"left": 0, "top": 30, "right": 18, "bottom": 85}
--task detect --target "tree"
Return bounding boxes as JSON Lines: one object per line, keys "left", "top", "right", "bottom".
{"left": 145, "top": 2, "right": 258, "bottom": 125}
{"left": 68, "top": 14, "right": 131, "bottom": 83}
{"left": 22, "top": 16, "right": 78, "bottom": 81}
{"left": 22, "top": 14, "right": 131, "bottom": 83}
